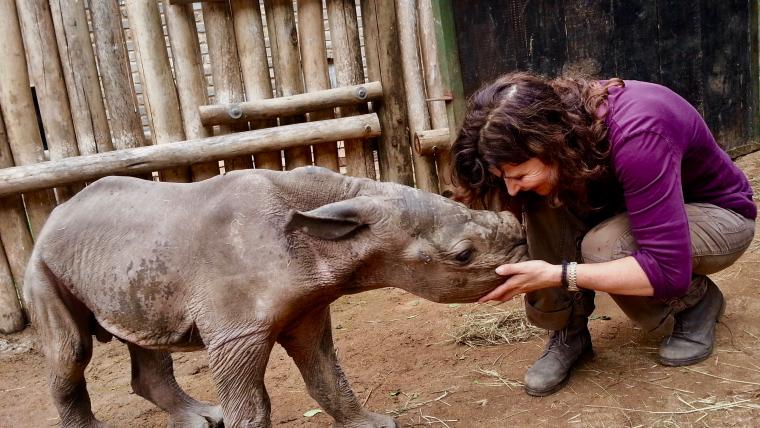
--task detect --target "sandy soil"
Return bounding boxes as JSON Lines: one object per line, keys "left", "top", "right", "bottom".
{"left": 2, "top": 152, "right": 760, "bottom": 428}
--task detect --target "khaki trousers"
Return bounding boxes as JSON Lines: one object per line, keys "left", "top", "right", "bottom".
{"left": 524, "top": 198, "right": 755, "bottom": 333}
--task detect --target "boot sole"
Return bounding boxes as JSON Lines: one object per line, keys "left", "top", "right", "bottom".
{"left": 659, "top": 298, "right": 725, "bottom": 367}
{"left": 524, "top": 347, "right": 594, "bottom": 397}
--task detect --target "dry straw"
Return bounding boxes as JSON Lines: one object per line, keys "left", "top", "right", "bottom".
{"left": 450, "top": 307, "right": 544, "bottom": 347}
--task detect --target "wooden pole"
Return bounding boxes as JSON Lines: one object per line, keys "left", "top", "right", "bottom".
{"left": 419, "top": 0, "right": 454, "bottom": 196}
{"left": 229, "top": 0, "right": 280, "bottom": 170}
{"left": 202, "top": 0, "right": 254, "bottom": 172}
{"left": 165, "top": 1, "right": 219, "bottom": 181}
{"left": 16, "top": 0, "right": 84, "bottom": 202}
{"left": 0, "top": 108, "right": 31, "bottom": 331}
{"left": 0, "top": 114, "right": 381, "bottom": 197}
{"left": 414, "top": 128, "right": 450, "bottom": 155}
{"left": 360, "top": 0, "right": 413, "bottom": 186}
{"left": 0, "top": 242, "right": 24, "bottom": 333}
{"left": 396, "top": 0, "right": 438, "bottom": 193}
{"left": 326, "top": 0, "right": 375, "bottom": 178}
{"left": 90, "top": 0, "right": 146, "bottom": 152}
{"left": 124, "top": 0, "right": 190, "bottom": 182}
{"left": 264, "top": 0, "right": 311, "bottom": 170}
{"left": 49, "top": 0, "right": 114, "bottom": 156}
{"left": 169, "top": 0, "right": 226, "bottom": 4}
{"left": 429, "top": 0, "right": 466, "bottom": 163}
{"left": 199, "top": 82, "right": 382, "bottom": 124}
{"left": 0, "top": 0, "right": 56, "bottom": 238}
{"left": 297, "top": 0, "right": 339, "bottom": 171}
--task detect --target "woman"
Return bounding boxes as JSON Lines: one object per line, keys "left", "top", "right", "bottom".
{"left": 451, "top": 72, "right": 756, "bottom": 397}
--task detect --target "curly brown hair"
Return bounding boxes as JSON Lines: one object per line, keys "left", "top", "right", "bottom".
{"left": 451, "top": 72, "right": 623, "bottom": 214}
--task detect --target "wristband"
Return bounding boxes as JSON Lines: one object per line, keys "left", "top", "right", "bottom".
{"left": 561, "top": 260, "right": 569, "bottom": 288}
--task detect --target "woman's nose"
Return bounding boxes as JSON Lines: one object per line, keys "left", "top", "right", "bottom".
{"left": 506, "top": 179, "right": 520, "bottom": 196}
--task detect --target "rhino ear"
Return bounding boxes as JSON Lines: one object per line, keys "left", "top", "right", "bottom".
{"left": 285, "top": 197, "right": 380, "bottom": 240}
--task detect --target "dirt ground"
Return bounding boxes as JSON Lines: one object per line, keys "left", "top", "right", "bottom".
{"left": 3, "top": 152, "right": 760, "bottom": 428}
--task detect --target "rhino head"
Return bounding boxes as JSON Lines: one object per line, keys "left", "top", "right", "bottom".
{"left": 285, "top": 185, "right": 527, "bottom": 303}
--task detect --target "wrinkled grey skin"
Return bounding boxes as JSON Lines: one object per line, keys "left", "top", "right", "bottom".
{"left": 25, "top": 166, "right": 527, "bottom": 428}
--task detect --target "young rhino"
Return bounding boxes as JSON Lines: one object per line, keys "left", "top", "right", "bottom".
{"left": 25, "top": 166, "right": 527, "bottom": 428}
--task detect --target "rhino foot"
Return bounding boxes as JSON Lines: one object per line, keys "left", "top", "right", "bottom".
{"left": 168, "top": 405, "right": 224, "bottom": 428}
{"left": 333, "top": 411, "right": 398, "bottom": 428}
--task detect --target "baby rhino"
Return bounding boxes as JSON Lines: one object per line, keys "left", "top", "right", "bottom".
{"left": 25, "top": 166, "right": 527, "bottom": 428}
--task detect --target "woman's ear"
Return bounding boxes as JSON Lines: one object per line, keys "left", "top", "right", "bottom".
{"left": 285, "top": 196, "right": 382, "bottom": 240}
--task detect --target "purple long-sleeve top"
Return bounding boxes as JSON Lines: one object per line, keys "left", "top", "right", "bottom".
{"left": 605, "top": 81, "right": 756, "bottom": 298}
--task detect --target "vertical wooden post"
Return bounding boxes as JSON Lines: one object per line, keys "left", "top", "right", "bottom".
{"left": 165, "top": 2, "right": 219, "bottom": 181}
{"left": 326, "top": 0, "right": 375, "bottom": 178}
{"left": 0, "top": 0, "right": 56, "bottom": 238}
{"left": 16, "top": 0, "right": 83, "bottom": 202}
{"left": 203, "top": 1, "right": 254, "bottom": 172}
{"left": 430, "top": 0, "right": 466, "bottom": 172}
{"left": 0, "top": 108, "right": 31, "bottom": 331}
{"left": 0, "top": 242, "right": 24, "bottom": 333}
{"left": 418, "top": 0, "right": 454, "bottom": 196}
{"left": 360, "top": 0, "right": 413, "bottom": 185}
{"left": 264, "top": 0, "right": 311, "bottom": 170}
{"left": 90, "top": 0, "right": 146, "bottom": 152}
{"left": 395, "top": 0, "right": 438, "bottom": 193}
{"left": 49, "top": 0, "right": 114, "bottom": 156}
{"left": 124, "top": 0, "right": 190, "bottom": 182}
{"left": 297, "top": 0, "right": 339, "bottom": 171}
{"left": 230, "top": 0, "right": 280, "bottom": 170}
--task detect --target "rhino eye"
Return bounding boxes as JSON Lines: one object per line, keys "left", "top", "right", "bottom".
{"left": 454, "top": 248, "right": 474, "bottom": 264}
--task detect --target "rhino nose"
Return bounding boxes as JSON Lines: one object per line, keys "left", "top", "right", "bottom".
{"left": 507, "top": 240, "right": 529, "bottom": 262}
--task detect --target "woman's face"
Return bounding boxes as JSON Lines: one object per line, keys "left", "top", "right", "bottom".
{"left": 489, "top": 158, "right": 557, "bottom": 197}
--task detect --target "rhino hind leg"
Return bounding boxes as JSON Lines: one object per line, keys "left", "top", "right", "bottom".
{"left": 24, "top": 261, "right": 107, "bottom": 427}
{"left": 127, "top": 344, "right": 223, "bottom": 427}
{"left": 279, "top": 307, "right": 399, "bottom": 428}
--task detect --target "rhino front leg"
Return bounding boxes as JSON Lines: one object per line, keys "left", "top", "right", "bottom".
{"left": 207, "top": 333, "right": 275, "bottom": 427}
{"left": 127, "top": 344, "right": 223, "bottom": 427}
{"left": 279, "top": 307, "right": 398, "bottom": 428}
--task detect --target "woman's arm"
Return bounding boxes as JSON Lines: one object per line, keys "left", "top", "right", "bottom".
{"left": 478, "top": 257, "right": 653, "bottom": 302}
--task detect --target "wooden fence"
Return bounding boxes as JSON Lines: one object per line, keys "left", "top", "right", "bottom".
{"left": 0, "top": 0, "right": 455, "bottom": 333}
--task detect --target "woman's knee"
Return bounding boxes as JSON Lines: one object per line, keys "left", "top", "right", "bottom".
{"left": 581, "top": 213, "right": 638, "bottom": 263}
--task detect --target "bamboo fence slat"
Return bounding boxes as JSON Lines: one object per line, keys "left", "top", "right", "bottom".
{"left": 203, "top": 0, "right": 254, "bottom": 172}
{"left": 0, "top": 0, "right": 56, "bottom": 238}
{"left": 264, "top": 0, "right": 311, "bottom": 170}
{"left": 124, "top": 0, "right": 190, "bottom": 182}
{"left": 165, "top": 1, "right": 219, "bottom": 181}
{"left": 0, "top": 241, "right": 24, "bottom": 333}
{"left": 0, "top": 108, "right": 31, "bottom": 331}
{"left": 360, "top": 0, "right": 413, "bottom": 185}
{"left": 297, "top": 0, "right": 339, "bottom": 171}
{"left": 326, "top": 0, "right": 375, "bottom": 178}
{"left": 90, "top": 0, "right": 146, "bottom": 152}
{"left": 396, "top": 0, "right": 438, "bottom": 193}
{"left": 49, "top": 0, "right": 114, "bottom": 156}
{"left": 0, "top": 114, "right": 381, "bottom": 197}
{"left": 414, "top": 128, "right": 450, "bottom": 156}
{"left": 199, "top": 82, "right": 382, "bottom": 124}
{"left": 16, "top": 0, "right": 83, "bottom": 202}
{"left": 418, "top": 0, "right": 454, "bottom": 196}
{"left": 230, "top": 0, "right": 281, "bottom": 170}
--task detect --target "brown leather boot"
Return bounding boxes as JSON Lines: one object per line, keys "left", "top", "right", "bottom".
{"left": 523, "top": 314, "right": 593, "bottom": 396}
{"left": 659, "top": 277, "right": 725, "bottom": 366}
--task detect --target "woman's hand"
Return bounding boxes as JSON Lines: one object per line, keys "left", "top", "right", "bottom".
{"left": 479, "top": 260, "right": 563, "bottom": 302}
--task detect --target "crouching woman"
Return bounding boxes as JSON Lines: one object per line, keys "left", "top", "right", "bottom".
{"left": 450, "top": 72, "right": 756, "bottom": 396}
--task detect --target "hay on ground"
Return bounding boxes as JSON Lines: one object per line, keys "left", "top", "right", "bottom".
{"left": 451, "top": 308, "right": 544, "bottom": 347}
